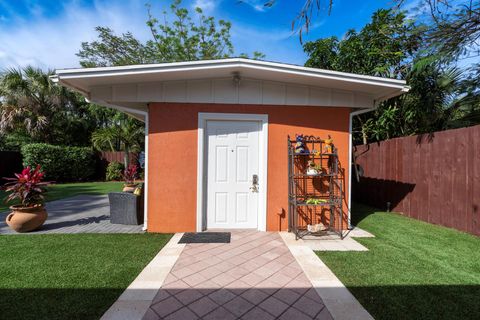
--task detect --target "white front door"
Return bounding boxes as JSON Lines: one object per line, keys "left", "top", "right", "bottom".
{"left": 206, "top": 120, "right": 260, "bottom": 229}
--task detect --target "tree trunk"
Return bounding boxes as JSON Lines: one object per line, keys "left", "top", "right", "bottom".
{"left": 356, "top": 115, "right": 368, "bottom": 145}
{"left": 362, "top": 127, "right": 368, "bottom": 145}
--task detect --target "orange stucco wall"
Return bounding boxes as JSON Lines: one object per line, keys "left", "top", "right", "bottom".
{"left": 147, "top": 103, "right": 351, "bottom": 233}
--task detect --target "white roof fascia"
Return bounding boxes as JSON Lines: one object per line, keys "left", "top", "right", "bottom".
{"left": 55, "top": 58, "right": 407, "bottom": 91}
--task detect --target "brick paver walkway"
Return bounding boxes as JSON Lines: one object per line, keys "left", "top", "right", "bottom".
{"left": 143, "top": 231, "right": 332, "bottom": 320}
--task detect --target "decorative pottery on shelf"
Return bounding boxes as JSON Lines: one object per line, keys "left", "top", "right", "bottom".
{"left": 324, "top": 135, "right": 334, "bottom": 154}
{"left": 306, "top": 160, "right": 319, "bottom": 176}
{"left": 307, "top": 223, "right": 327, "bottom": 233}
{"left": 6, "top": 204, "right": 48, "bottom": 233}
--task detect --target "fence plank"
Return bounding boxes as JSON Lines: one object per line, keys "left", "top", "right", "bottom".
{"left": 98, "top": 152, "right": 139, "bottom": 165}
{"left": 453, "top": 129, "right": 467, "bottom": 231}
{"left": 470, "top": 126, "right": 480, "bottom": 234}
{"left": 353, "top": 124, "right": 480, "bottom": 236}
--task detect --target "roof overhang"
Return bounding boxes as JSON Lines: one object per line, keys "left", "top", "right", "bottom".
{"left": 53, "top": 58, "right": 409, "bottom": 122}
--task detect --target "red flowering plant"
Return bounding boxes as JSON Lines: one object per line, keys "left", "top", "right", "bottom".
{"left": 2, "top": 165, "right": 50, "bottom": 207}
{"left": 122, "top": 164, "right": 138, "bottom": 185}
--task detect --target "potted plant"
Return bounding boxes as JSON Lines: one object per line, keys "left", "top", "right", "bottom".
{"left": 122, "top": 164, "right": 138, "bottom": 192}
{"left": 3, "top": 165, "right": 50, "bottom": 233}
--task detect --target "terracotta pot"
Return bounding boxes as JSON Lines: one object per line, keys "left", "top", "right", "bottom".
{"left": 123, "top": 183, "right": 137, "bottom": 193}
{"left": 6, "top": 205, "right": 48, "bottom": 233}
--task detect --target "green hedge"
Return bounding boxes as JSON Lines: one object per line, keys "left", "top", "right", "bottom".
{"left": 21, "top": 143, "right": 95, "bottom": 182}
{"left": 106, "top": 162, "right": 124, "bottom": 181}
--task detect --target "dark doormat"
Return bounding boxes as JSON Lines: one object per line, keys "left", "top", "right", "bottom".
{"left": 178, "top": 232, "right": 231, "bottom": 244}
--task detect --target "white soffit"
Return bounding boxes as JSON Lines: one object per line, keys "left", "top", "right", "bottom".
{"left": 53, "top": 58, "right": 409, "bottom": 114}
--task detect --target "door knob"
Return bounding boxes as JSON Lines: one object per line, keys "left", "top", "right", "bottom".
{"left": 250, "top": 174, "right": 259, "bottom": 192}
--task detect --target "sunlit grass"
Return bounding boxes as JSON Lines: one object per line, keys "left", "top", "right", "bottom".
{"left": 317, "top": 203, "right": 480, "bottom": 319}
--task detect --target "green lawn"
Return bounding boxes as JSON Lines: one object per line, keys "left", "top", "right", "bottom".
{"left": 317, "top": 204, "right": 480, "bottom": 320}
{"left": 0, "top": 181, "right": 123, "bottom": 213}
{"left": 0, "top": 233, "right": 171, "bottom": 320}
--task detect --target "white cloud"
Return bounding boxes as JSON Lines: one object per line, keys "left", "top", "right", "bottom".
{"left": 0, "top": 0, "right": 151, "bottom": 70}
{"left": 241, "top": 0, "right": 270, "bottom": 12}
{"left": 192, "top": 0, "right": 218, "bottom": 14}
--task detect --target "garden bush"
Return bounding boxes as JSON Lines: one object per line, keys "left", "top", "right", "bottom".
{"left": 21, "top": 143, "right": 95, "bottom": 181}
{"left": 106, "top": 162, "right": 124, "bottom": 181}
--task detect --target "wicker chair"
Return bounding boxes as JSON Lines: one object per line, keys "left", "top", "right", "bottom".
{"left": 108, "top": 190, "right": 144, "bottom": 225}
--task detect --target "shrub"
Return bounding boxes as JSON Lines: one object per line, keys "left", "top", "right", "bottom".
{"left": 3, "top": 165, "right": 50, "bottom": 206}
{"left": 106, "top": 162, "right": 124, "bottom": 181}
{"left": 122, "top": 164, "right": 138, "bottom": 184}
{"left": 21, "top": 143, "right": 95, "bottom": 181}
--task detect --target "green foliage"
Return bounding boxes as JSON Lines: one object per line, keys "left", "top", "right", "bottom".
{"left": 106, "top": 162, "right": 125, "bottom": 181}
{"left": 304, "top": 9, "right": 421, "bottom": 78}
{"left": 0, "top": 67, "right": 105, "bottom": 149}
{"left": 304, "top": 8, "right": 480, "bottom": 144}
{"left": 145, "top": 0, "right": 233, "bottom": 61}
{"left": 415, "top": 1, "right": 480, "bottom": 131}
{"left": 304, "top": 9, "right": 426, "bottom": 143}
{"left": 0, "top": 131, "right": 34, "bottom": 151}
{"left": 21, "top": 143, "right": 95, "bottom": 182}
{"left": 303, "top": 37, "right": 339, "bottom": 70}
{"left": 77, "top": 27, "right": 151, "bottom": 67}
{"left": 0, "top": 66, "right": 72, "bottom": 143}
{"left": 78, "top": 0, "right": 262, "bottom": 67}
{"left": 91, "top": 118, "right": 144, "bottom": 168}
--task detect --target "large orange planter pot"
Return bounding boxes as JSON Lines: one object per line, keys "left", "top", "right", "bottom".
{"left": 6, "top": 205, "right": 48, "bottom": 233}
{"left": 122, "top": 183, "right": 137, "bottom": 193}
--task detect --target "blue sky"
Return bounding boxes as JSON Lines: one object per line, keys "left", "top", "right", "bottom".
{"left": 0, "top": 0, "right": 403, "bottom": 69}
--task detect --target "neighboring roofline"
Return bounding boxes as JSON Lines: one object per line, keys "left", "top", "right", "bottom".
{"left": 54, "top": 58, "right": 408, "bottom": 91}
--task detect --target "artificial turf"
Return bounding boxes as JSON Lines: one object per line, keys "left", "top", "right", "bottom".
{"left": 316, "top": 203, "right": 480, "bottom": 320}
{"left": 0, "top": 233, "right": 171, "bottom": 319}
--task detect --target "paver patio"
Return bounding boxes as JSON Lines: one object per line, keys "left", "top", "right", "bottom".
{"left": 142, "top": 231, "right": 333, "bottom": 320}
{"left": 0, "top": 195, "right": 143, "bottom": 234}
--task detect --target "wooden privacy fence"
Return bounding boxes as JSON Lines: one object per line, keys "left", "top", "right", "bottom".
{"left": 95, "top": 151, "right": 139, "bottom": 180}
{"left": 97, "top": 151, "right": 138, "bottom": 166}
{"left": 353, "top": 124, "right": 480, "bottom": 236}
{"left": 0, "top": 151, "right": 23, "bottom": 184}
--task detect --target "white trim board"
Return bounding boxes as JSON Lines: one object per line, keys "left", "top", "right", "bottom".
{"left": 196, "top": 112, "right": 268, "bottom": 232}
{"left": 54, "top": 58, "right": 407, "bottom": 90}
{"left": 143, "top": 111, "right": 149, "bottom": 231}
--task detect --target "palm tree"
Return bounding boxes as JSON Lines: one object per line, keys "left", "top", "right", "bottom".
{"left": 0, "top": 66, "right": 73, "bottom": 143}
{"left": 91, "top": 118, "right": 144, "bottom": 168}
